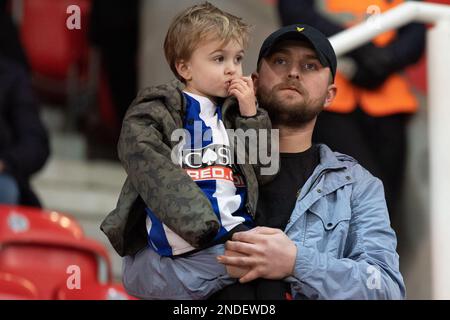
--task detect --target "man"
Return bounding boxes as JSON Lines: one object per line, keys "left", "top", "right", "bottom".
{"left": 119, "top": 24, "right": 405, "bottom": 300}
{"left": 213, "top": 24, "right": 405, "bottom": 300}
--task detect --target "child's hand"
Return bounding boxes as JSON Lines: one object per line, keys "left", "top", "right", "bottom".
{"left": 228, "top": 76, "right": 257, "bottom": 117}
{"left": 222, "top": 249, "right": 250, "bottom": 278}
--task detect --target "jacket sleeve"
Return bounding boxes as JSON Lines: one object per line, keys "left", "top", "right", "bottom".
{"left": 383, "top": 21, "right": 426, "bottom": 72}
{"left": 0, "top": 65, "right": 49, "bottom": 179}
{"left": 233, "top": 107, "right": 278, "bottom": 185}
{"left": 117, "top": 99, "right": 220, "bottom": 248}
{"left": 288, "top": 168, "right": 406, "bottom": 299}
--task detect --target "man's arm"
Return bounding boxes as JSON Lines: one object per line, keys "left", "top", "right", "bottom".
{"left": 218, "top": 169, "right": 406, "bottom": 299}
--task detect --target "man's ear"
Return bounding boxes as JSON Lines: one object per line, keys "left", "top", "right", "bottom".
{"left": 323, "top": 84, "right": 337, "bottom": 109}
{"left": 251, "top": 72, "right": 259, "bottom": 94}
{"left": 175, "top": 59, "right": 191, "bottom": 82}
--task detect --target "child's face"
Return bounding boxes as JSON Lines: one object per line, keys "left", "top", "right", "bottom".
{"left": 180, "top": 39, "right": 244, "bottom": 101}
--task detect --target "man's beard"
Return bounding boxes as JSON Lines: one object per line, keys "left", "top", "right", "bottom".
{"left": 256, "top": 81, "right": 326, "bottom": 128}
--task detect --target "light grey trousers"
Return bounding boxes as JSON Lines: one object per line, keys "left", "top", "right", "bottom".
{"left": 122, "top": 244, "right": 236, "bottom": 300}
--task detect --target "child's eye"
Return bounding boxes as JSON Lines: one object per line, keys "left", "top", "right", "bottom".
{"left": 235, "top": 55, "right": 243, "bottom": 64}
{"left": 214, "top": 56, "right": 224, "bottom": 63}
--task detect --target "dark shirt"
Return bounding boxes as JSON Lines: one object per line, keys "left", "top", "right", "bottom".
{"left": 210, "top": 145, "right": 320, "bottom": 300}
{"left": 256, "top": 144, "right": 320, "bottom": 231}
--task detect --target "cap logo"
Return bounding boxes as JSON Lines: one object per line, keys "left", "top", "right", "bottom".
{"left": 296, "top": 27, "right": 304, "bottom": 32}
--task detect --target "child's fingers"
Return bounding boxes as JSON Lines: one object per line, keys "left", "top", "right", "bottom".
{"left": 230, "top": 80, "right": 253, "bottom": 93}
{"left": 241, "top": 76, "right": 253, "bottom": 85}
{"left": 240, "top": 76, "right": 254, "bottom": 89}
{"left": 228, "top": 86, "right": 249, "bottom": 99}
{"left": 230, "top": 78, "right": 243, "bottom": 86}
{"left": 228, "top": 88, "right": 242, "bottom": 95}
{"left": 228, "top": 88, "right": 243, "bottom": 99}
{"left": 231, "top": 78, "right": 250, "bottom": 87}
{"left": 228, "top": 82, "right": 246, "bottom": 93}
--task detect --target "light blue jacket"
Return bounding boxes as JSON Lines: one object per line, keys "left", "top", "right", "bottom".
{"left": 122, "top": 144, "right": 406, "bottom": 300}
{"left": 285, "top": 144, "right": 405, "bottom": 299}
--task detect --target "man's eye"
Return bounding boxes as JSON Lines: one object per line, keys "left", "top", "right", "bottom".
{"left": 274, "top": 58, "right": 286, "bottom": 65}
{"left": 214, "top": 56, "right": 224, "bottom": 62}
{"left": 303, "top": 63, "right": 318, "bottom": 71}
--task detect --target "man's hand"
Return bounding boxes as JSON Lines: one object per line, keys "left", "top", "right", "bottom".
{"left": 223, "top": 249, "right": 250, "bottom": 278}
{"left": 347, "top": 43, "right": 395, "bottom": 90}
{"left": 217, "top": 226, "right": 297, "bottom": 283}
{"left": 228, "top": 76, "right": 257, "bottom": 117}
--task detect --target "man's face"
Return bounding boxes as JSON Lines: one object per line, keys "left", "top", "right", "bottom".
{"left": 177, "top": 38, "right": 244, "bottom": 101}
{"left": 253, "top": 40, "right": 336, "bottom": 127}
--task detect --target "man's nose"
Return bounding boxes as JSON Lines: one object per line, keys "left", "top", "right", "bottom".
{"left": 288, "top": 65, "right": 301, "bottom": 80}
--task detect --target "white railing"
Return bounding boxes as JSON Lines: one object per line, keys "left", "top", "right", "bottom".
{"left": 329, "top": 2, "right": 450, "bottom": 300}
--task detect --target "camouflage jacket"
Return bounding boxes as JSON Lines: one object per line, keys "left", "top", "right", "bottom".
{"left": 100, "top": 80, "right": 275, "bottom": 257}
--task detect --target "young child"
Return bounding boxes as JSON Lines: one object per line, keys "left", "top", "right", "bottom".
{"left": 101, "top": 2, "right": 277, "bottom": 299}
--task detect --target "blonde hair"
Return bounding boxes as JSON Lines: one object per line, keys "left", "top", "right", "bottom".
{"left": 164, "top": 2, "right": 250, "bottom": 81}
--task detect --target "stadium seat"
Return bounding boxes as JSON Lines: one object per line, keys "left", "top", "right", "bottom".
{"left": 15, "top": 0, "right": 94, "bottom": 129}
{"left": 0, "top": 272, "right": 38, "bottom": 300}
{"left": 0, "top": 205, "right": 132, "bottom": 300}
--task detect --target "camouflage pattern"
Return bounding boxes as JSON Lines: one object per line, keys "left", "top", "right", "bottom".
{"left": 100, "top": 80, "right": 274, "bottom": 257}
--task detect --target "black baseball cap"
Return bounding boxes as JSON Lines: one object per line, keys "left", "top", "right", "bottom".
{"left": 257, "top": 24, "right": 337, "bottom": 82}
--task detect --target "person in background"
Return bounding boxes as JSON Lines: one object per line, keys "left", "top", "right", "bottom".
{"left": 86, "top": 0, "right": 140, "bottom": 160}
{"left": 0, "top": 3, "right": 50, "bottom": 206}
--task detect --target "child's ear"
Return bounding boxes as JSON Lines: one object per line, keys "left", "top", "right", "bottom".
{"left": 175, "top": 60, "right": 192, "bottom": 82}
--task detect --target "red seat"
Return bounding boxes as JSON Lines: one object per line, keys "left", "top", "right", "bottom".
{"left": 15, "top": 0, "right": 96, "bottom": 129}
{"left": 0, "top": 272, "right": 38, "bottom": 300}
{"left": 19, "top": 0, "right": 91, "bottom": 80}
{"left": 0, "top": 205, "right": 126, "bottom": 300}
{"left": 15, "top": 0, "right": 120, "bottom": 134}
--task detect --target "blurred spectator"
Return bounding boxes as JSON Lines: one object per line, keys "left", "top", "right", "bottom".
{"left": 86, "top": 0, "right": 140, "bottom": 160}
{"left": 0, "top": 0, "right": 29, "bottom": 69}
{"left": 0, "top": 5, "right": 50, "bottom": 206}
{"left": 278, "top": 0, "right": 426, "bottom": 219}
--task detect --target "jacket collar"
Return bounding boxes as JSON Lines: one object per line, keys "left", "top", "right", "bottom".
{"left": 298, "top": 144, "right": 356, "bottom": 199}
{"left": 284, "top": 144, "right": 357, "bottom": 232}
{"left": 316, "top": 143, "right": 353, "bottom": 171}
